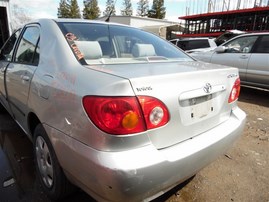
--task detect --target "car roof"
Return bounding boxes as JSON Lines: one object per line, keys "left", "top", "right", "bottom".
{"left": 236, "top": 32, "right": 269, "bottom": 36}
{"left": 53, "top": 18, "right": 109, "bottom": 24}
{"left": 170, "top": 37, "right": 214, "bottom": 42}
{"left": 219, "top": 31, "right": 269, "bottom": 46}
{"left": 223, "top": 31, "right": 269, "bottom": 41}
{"left": 27, "top": 18, "right": 132, "bottom": 28}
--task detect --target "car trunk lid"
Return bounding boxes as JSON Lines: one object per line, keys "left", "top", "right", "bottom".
{"left": 88, "top": 61, "right": 239, "bottom": 149}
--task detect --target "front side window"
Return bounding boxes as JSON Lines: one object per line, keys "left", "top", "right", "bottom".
{"left": 15, "top": 26, "right": 40, "bottom": 65}
{"left": 0, "top": 29, "right": 21, "bottom": 61}
{"left": 57, "top": 22, "right": 192, "bottom": 65}
{"left": 224, "top": 36, "right": 258, "bottom": 53}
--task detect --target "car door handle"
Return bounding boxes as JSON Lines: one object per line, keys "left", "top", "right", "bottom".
{"left": 240, "top": 55, "right": 248, "bottom": 59}
{"left": 22, "top": 75, "right": 30, "bottom": 81}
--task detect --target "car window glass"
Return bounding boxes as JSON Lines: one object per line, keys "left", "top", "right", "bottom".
{"left": 215, "top": 33, "right": 242, "bottom": 46}
{"left": 175, "top": 40, "right": 210, "bottom": 51}
{"left": 253, "top": 36, "right": 269, "bottom": 53}
{"left": 110, "top": 25, "right": 188, "bottom": 59}
{"left": 0, "top": 29, "right": 21, "bottom": 61}
{"left": 57, "top": 22, "right": 192, "bottom": 64}
{"left": 170, "top": 40, "right": 177, "bottom": 45}
{"left": 224, "top": 36, "right": 258, "bottom": 53}
{"left": 15, "top": 26, "right": 40, "bottom": 65}
{"left": 186, "top": 40, "right": 210, "bottom": 50}
{"left": 176, "top": 41, "right": 187, "bottom": 50}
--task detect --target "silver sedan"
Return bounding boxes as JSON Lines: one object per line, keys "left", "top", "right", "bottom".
{"left": 0, "top": 19, "right": 246, "bottom": 201}
{"left": 190, "top": 32, "right": 269, "bottom": 89}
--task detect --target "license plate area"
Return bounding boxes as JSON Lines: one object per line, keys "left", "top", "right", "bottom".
{"left": 179, "top": 94, "right": 215, "bottom": 125}
{"left": 191, "top": 99, "right": 213, "bottom": 119}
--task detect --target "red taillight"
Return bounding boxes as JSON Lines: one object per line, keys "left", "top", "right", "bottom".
{"left": 83, "top": 96, "right": 169, "bottom": 135}
{"left": 228, "top": 78, "right": 241, "bottom": 103}
{"left": 137, "top": 96, "right": 169, "bottom": 130}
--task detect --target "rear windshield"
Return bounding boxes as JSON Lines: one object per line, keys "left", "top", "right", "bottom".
{"left": 57, "top": 22, "right": 192, "bottom": 64}
{"left": 177, "top": 40, "right": 210, "bottom": 50}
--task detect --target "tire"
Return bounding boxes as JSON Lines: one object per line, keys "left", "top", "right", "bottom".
{"left": 0, "top": 102, "right": 6, "bottom": 113}
{"left": 33, "top": 124, "right": 76, "bottom": 200}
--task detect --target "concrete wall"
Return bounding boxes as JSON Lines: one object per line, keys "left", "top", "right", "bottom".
{"left": 98, "top": 16, "right": 179, "bottom": 39}
{"left": 98, "top": 16, "right": 176, "bottom": 28}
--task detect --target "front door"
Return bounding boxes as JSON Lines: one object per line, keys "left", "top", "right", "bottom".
{"left": 5, "top": 25, "right": 40, "bottom": 128}
{"left": 211, "top": 35, "right": 259, "bottom": 82}
{"left": 0, "top": 29, "right": 21, "bottom": 110}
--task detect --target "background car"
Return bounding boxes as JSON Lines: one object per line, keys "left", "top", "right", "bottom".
{"left": 0, "top": 19, "right": 246, "bottom": 202}
{"left": 190, "top": 32, "right": 269, "bottom": 90}
{"left": 169, "top": 37, "right": 217, "bottom": 53}
{"left": 214, "top": 29, "right": 246, "bottom": 46}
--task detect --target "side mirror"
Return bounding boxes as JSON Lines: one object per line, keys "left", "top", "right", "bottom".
{"left": 243, "top": 47, "right": 250, "bottom": 53}
{"left": 214, "top": 46, "right": 226, "bottom": 53}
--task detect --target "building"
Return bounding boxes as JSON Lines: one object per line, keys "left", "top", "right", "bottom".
{"left": 177, "top": 0, "right": 269, "bottom": 38}
{"left": 0, "top": 0, "right": 11, "bottom": 48}
{"left": 98, "top": 16, "right": 183, "bottom": 40}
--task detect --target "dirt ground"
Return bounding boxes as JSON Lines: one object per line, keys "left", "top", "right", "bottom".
{"left": 159, "top": 87, "right": 269, "bottom": 202}
{"left": 0, "top": 86, "right": 268, "bottom": 202}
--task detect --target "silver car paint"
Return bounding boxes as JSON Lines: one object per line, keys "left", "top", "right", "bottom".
{"left": 247, "top": 53, "right": 269, "bottom": 87}
{"left": 98, "top": 61, "right": 239, "bottom": 149}
{"left": 190, "top": 32, "right": 269, "bottom": 89}
{"left": 0, "top": 19, "right": 246, "bottom": 201}
{"left": 45, "top": 107, "right": 245, "bottom": 202}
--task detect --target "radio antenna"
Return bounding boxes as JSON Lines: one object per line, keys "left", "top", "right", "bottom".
{"left": 105, "top": 0, "right": 117, "bottom": 22}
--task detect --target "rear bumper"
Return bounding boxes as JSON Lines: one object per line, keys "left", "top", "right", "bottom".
{"left": 46, "top": 107, "right": 246, "bottom": 202}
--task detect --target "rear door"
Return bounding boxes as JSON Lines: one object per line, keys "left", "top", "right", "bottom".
{"left": 246, "top": 35, "right": 269, "bottom": 88}
{"left": 0, "top": 29, "right": 21, "bottom": 110}
{"left": 5, "top": 25, "right": 40, "bottom": 127}
{"left": 210, "top": 35, "right": 259, "bottom": 81}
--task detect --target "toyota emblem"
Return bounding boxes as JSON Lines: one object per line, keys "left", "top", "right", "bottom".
{"left": 203, "top": 83, "right": 212, "bottom": 93}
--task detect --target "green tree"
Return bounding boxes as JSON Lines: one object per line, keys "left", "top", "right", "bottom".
{"left": 103, "top": 0, "right": 116, "bottom": 17}
{"left": 83, "top": 0, "right": 100, "bottom": 19}
{"left": 136, "top": 0, "right": 149, "bottom": 17}
{"left": 69, "top": 0, "right": 81, "bottom": 18}
{"left": 121, "top": 0, "right": 133, "bottom": 16}
{"left": 57, "top": 0, "right": 81, "bottom": 18}
{"left": 58, "top": 0, "right": 70, "bottom": 18}
{"left": 148, "top": 0, "right": 166, "bottom": 19}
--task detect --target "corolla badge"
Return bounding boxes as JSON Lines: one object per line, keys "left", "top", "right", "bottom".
{"left": 203, "top": 83, "right": 212, "bottom": 93}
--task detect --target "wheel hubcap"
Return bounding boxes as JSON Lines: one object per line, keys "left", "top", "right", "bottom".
{"left": 35, "top": 136, "right": 54, "bottom": 188}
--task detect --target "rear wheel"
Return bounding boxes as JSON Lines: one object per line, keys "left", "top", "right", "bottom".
{"left": 0, "top": 103, "right": 6, "bottom": 113}
{"left": 33, "top": 124, "right": 76, "bottom": 200}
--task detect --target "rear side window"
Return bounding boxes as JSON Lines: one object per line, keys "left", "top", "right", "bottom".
{"left": 188, "top": 40, "right": 210, "bottom": 49}
{"left": 253, "top": 36, "right": 269, "bottom": 53}
{"left": 15, "top": 26, "right": 40, "bottom": 65}
{"left": 0, "top": 29, "right": 21, "bottom": 61}
{"left": 169, "top": 40, "right": 178, "bottom": 45}
{"left": 177, "top": 40, "right": 210, "bottom": 50}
